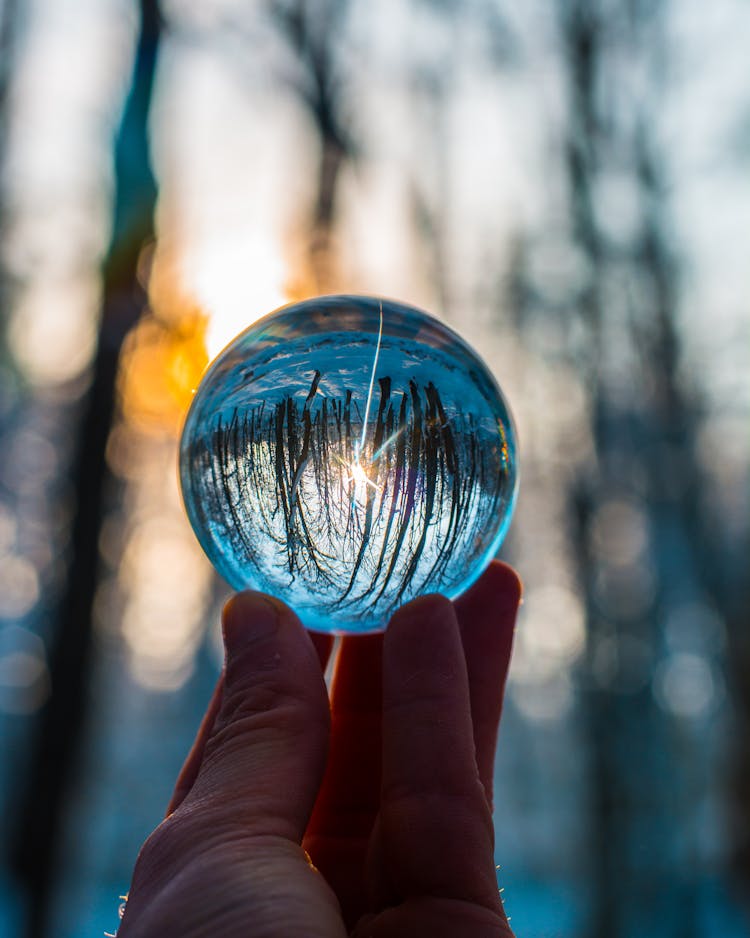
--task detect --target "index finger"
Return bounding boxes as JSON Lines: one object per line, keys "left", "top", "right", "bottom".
{"left": 378, "top": 595, "right": 501, "bottom": 912}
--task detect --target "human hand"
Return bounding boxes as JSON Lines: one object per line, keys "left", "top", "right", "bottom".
{"left": 118, "top": 561, "right": 521, "bottom": 937}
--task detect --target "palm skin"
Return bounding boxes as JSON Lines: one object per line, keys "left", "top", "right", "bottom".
{"left": 118, "top": 562, "right": 520, "bottom": 938}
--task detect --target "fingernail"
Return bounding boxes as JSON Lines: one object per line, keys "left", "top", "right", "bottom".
{"left": 222, "top": 592, "right": 280, "bottom": 656}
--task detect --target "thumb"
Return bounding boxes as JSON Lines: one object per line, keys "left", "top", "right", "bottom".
{"left": 186, "top": 592, "right": 331, "bottom": 838}
{"left": 124, "top": 592, "right": 331, "bottom": 907}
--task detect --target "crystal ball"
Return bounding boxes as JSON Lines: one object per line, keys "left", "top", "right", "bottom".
{"left": 179, "top": 295, "right": 518, "bottom": 633}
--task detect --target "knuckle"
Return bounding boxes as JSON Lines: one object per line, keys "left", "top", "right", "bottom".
{"left": 131, "top": 805, "right": 233, "bottom": 897}
{"left": 129, "top": 813, "right": 188, "bottom": 895}
{"left": 212, "top": 671, "right": 328, "bottom": 743}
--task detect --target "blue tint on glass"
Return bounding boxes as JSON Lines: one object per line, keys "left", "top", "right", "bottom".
{"left": 179, "top": 295, "right": 518, "bottom": 633}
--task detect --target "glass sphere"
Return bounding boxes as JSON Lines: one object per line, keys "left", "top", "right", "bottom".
{"left": 179, "top": 295, "right": 518, "bottom": 633}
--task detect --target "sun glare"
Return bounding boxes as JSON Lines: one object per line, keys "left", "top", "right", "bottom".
{"left": 183, "top": 232, "right": 289, "bottom": 361}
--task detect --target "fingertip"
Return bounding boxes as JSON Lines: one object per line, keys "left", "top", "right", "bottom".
{"left": 452, "top": 562, "right": 522, "bottom": 629}
{"left": 387, "top": 592, "right": 456, "bottom": 634}
{"left": 222, "top": 589, "right": 320, "bottom": 657}
{"left": 220, "top": 591, "right": 325, "bottom": 700}
{"left": 221, "top": 591, "right": 281, "bottom": 653}
{"left": 478, "top": 561, "right": 523, "bottom": 607}
{"left": 385, "top": 594, "right": 459, "bottom": 667}
{"left": 494, "top": 559, "right": 523, "bottom": 597}
{"left": 384, "top": 594, "right": 466, "bottom": 701}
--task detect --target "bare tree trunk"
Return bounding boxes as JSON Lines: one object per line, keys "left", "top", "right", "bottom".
{"left": 0, "top": 0, "right": 19, "bottom": 359}
{"left": 562, "top": 1, "right": 740, "bottom": 932}
{"left": 560, "top": 5, "right": 625, "bottom": 933}
{"left": 272, "top": 0, "right": 352, "bottom": 293}
{"left": 10, "top": 3, "right": 162, "bottom": 935}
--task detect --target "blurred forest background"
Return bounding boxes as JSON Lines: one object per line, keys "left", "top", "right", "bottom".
{"left": 0, "top": 1, "right": 748, "bottom": 936}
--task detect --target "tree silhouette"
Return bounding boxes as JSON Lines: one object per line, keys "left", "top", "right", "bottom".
{"left": 10, "top": 3, "right": 162, "bottom": 935}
